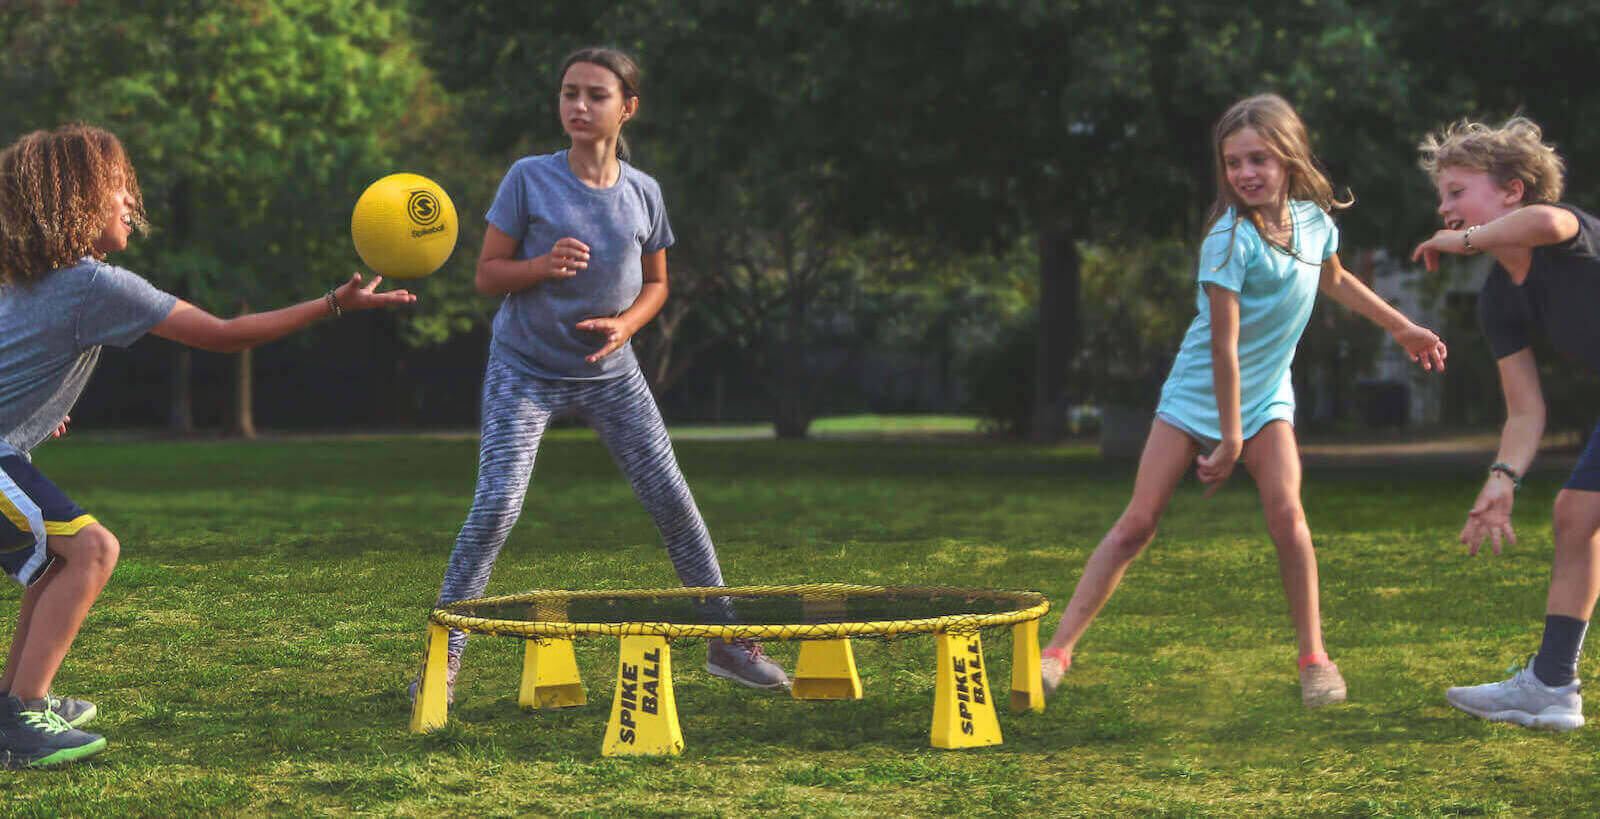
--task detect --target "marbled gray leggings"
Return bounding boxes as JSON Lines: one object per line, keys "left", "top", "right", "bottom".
{"left": 435, "top": 355, "right": 724, "bottom": 654}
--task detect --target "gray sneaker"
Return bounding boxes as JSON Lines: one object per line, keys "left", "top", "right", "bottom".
{"left": 0, "top": 696, "right": 106, "bottom": 769}
{"left": 1446, "top": 664, "right": 1584, "bottom": 732}
{"left": 1, "top": 690, "right": 95, "bottom": 728}
{"left": 47, "top": 694, "right": 96, "bottom": 728}
{"left": 706, "top": 638, "right": 790, "bottom": 690}
{"left": 1300, "top": 661, "right": 1348, "bottom": 707}
{"left": 407, "top": 651, "right": 462, "bottom": 705}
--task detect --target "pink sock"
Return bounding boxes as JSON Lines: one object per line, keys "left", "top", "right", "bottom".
{"left": 1043, "top": 647, "right": 1071, "bottom": 667}
{"left": 1298, "top": 652, "right": 1329, "bottom": 671}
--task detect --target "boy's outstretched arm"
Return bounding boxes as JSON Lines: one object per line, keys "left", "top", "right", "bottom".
{"left": 1317, "top": 254, "right": 1447, "bottom": 371}
{"left": 149, "top": 273, "right": 414, "bottom": 353}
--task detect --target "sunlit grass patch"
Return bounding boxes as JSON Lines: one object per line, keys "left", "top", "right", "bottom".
{"left": 0, "top": 433, "right": 1592, "bottom": 814}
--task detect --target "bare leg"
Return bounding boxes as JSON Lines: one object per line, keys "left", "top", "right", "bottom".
{"left": 1043, "top": 419, "right": 1198, "bottom": 658}
{"left": 1547, "top": 489, "right": 1600, "bottom": 619}
{"left": 2, "top": 524, "right": 119, "bottom": 699}
{"left": 0, "top": 560, "right": 61, "bottom": 692}
{"left": 1240, "top": 421, "right": 1324, "bottom": 659}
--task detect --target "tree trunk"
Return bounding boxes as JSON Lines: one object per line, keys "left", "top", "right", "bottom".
{"left": 169, "top": 346, "right": 194, "bottom": 435}
{"left": 232, "top": 345, "right": 256, "bottom": 439}
{"left": 773, "top": 224, "right": 813, "bottom": 440}
{"left": 1030, "top": 223, "right": 1079, "bottom": 444}
{"left": 167, "top": 174, "right": 195, "bottom": 436}
{"left": 774, "top": 290, "right": 812, "bottom": 439}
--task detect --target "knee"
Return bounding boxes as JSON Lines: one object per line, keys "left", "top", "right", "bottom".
{"left": 82, "top": 528, "right": 119, "bottom": 580}
{"left": 59, "top": 526, "right": 119, "bottom": 582}
{"left": 1263, "top": 499, "right": 1307, "bottom": 540}
{"left": 1103, "top": 513, "right": 1159, "bottom": 562}
{"left": 1552, "top": 494, "right": 1598, "bottom": 551}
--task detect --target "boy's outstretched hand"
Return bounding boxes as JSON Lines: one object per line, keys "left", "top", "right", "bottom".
{"left": 1410, "top": 228, "right": 1470, "bottom": 273}
{"left": 334, "top": 273, "right": 417, "bottom": 310}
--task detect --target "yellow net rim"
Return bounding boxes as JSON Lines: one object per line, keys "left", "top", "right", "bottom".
{"left": 429, "top": 583, "right": 1050, "bottom": 640}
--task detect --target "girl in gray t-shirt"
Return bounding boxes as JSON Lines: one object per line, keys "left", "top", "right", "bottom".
{"left": 0, "top": 125, "right": 414, "bottom": 768}
{"left": 416, "top": 48, "right": 788, "bottom": 702}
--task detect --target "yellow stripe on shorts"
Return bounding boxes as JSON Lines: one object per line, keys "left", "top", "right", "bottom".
{"left": 43, "top": 515, "right": 97, "bottom": 536}
{"left": 0, "top": 493, "right": 32, "bottom": 533}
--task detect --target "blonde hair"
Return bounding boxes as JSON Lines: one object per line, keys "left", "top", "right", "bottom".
{"left": 0, "top": 124, "right": 146, "bottom": 288}
{"left": 1417, "top": 117, "right": 1564, "bottom": 204}
{"left": 1205, "top": 94, "right": 1350, "bottom": 260}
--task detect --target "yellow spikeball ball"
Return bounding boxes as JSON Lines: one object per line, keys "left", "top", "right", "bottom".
{"left": 350, "top": 172, "right": 459, "bottom": 279}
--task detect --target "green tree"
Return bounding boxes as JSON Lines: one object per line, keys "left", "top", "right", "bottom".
{"left": 0, "top": 0, "right": 461, "bottom": 435}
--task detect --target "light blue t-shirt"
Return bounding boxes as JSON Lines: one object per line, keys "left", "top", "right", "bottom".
{"left": 0, "top": 259, "right": 178, "bottom": 457}
{"left": 1156, "top": 201, "right": 1338, "bottom": 444}
{"left": 484, "top": 151, "right": 675, "bottom": 380}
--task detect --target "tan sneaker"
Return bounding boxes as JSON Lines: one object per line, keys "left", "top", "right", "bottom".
{"left": 1300, "top": 661, "right": 1347, "bottom": 707}
{"left": 1041, "top": 649, "right": 1070, "bottom": 697}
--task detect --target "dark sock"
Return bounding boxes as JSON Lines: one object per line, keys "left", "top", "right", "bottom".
{"left": 1533, "top": 614, "right": 1588, "bottom": 687}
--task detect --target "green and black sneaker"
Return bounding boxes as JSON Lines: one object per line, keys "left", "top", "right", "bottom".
{"left": 0, "top": 696, "right": 106, "bottom": 769}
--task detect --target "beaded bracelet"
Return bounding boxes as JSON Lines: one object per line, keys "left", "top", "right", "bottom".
{"left": 1488, "top": 461, "right": 1522, "bottom": 490}
{"left": 324, "top": 289, "right": 343, "bottom": 317}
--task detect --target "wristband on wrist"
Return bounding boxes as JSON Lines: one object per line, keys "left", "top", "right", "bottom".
{"left": 1463, "top": 225, "right": 1480, "bottom": 252}
{"left": 324, "top": 289, "right": 343, "bottom": 317}
{"left": 1488, "top": 461, "right": 1522, "bottom": 489}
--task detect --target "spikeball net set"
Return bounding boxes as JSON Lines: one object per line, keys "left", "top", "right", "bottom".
{"left": 410, "top": 583, "right": 1051, "bottom": 755}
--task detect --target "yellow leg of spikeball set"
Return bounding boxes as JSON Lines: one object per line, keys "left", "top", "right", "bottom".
{"left": 409, "top": 622, "right": 452, "bottom": 733}
{"left": 1009, "top": 620, "right": 1044, "bottom": 713}
{"left": 601, "top": 635, "right": 683, "bottom": 756}
{"left": 519, "top": 637, "right": 586, "bottom": 709}
{"left": 792, "top": 638, "right": 864, "bottom": 700}
{"left": 930, "top": 631, "right": 1003, "bottom": 749}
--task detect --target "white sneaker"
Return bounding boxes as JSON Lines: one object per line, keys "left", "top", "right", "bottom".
{"left": 1445, "top": 664, "right": 1584, "bottom": 732}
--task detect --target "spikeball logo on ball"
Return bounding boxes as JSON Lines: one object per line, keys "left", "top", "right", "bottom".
{"left": 351, "top": 173, "right": 459, "bottom": 279}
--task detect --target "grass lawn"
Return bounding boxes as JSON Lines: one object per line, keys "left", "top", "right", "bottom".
{"left": 2, "top": 429, "right": 1597, "bottom": 815}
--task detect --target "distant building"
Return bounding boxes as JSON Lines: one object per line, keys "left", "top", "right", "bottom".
{"left": 1366, "top": 250, "right": 1491, "bottom": 426}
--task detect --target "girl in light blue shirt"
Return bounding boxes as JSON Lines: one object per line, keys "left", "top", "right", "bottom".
{"left": 1040, "top": 94, "right": 1448, "bottom": 708}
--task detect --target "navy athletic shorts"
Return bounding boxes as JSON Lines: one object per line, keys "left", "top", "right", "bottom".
{"left": 0, "top": 456, "right": 96, "bottom": 587}
{"left": 1567, "top": 418, "right": 1600, "bottom": 492}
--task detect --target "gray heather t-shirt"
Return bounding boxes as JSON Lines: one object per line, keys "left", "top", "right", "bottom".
{"left": 0, "top": 259, "right": 178, "bottom": 457}
{"left": 484, "top": 151, "right": 675, "bottom": 380}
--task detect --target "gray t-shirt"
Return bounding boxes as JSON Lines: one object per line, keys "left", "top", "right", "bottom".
{"left": 0, "top": 259, "right": 178, "bottom": 457}
{"left": 485, "top": 151, "right": 675, "bottom": 380}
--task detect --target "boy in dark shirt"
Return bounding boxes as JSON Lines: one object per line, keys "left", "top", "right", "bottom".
{"left": 1412, "top": 117, "right": 1600, "bottom": 731}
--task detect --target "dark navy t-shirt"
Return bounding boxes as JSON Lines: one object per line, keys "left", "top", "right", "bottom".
{"left": 1479, "top": 203, "right": 1600, "bottom": 375}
